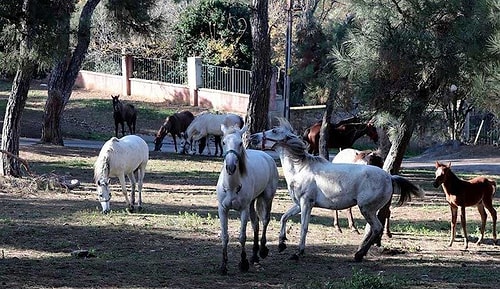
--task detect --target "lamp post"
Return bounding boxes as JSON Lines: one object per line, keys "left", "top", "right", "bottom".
{"left": 283, "top": 0, "right": 293, "bottom": 120}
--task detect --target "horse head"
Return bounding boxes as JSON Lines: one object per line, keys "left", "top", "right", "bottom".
{"left": 221, "top": 125, "right": 248, "bottom": 176}
{"left": 111, "top": 95, "right": 122, "bottom": 113}
{"left": 433, "top": 161, "right": 452, "bottom": 188}
{"left": 153, "top": 118, "right": 172, "bottom": 151}
{"left": 249, "top": 118, "right": 298, "bottom": 151}
{"left": 96, "top": 177, "right": 111, "bottom": 214}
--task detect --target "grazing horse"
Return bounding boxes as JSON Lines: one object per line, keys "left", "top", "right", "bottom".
{"left": 112, "top": 95, "right": 137, "bottom": 137}
{"left": 181, "top": 112, "right": 244, "bottom": 156}
{"left": 216, "top": 125, "right": 278, "bottom": 274}
{"left": 433, "top": 161, "right": 497, "bottom": 249}
{"left": 154, "top": 110, "right": 194, "bottom": 152}
{"left": 250, "top": 118, "right": 424, "bottom": 262}
{"left": 303, "top": 118, "right": 378, "bottom": 155}
{"left": 94, "top": 135, "right": 149, "bottom": 213}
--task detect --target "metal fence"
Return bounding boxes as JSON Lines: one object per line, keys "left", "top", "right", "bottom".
{"left": 132, "top": 57, "right": 187, "bottom": 85}
{"left": 201, "top": 64, "right": 251, "bottom": 94}
{"left": 468, "top": 113, "right": 500, "bottom": 145}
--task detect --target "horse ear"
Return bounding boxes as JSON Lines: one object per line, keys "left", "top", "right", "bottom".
{"left": 448, "top": 162, "right": 452, "bottom": 168}
{"left": 240, "top": 125, "right": 248, "bottom": 134}
{"left": 435, "top": 161, "right": 440, "bottom": 168}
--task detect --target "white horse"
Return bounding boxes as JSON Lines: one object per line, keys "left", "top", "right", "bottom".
{"left": 216, "top": 124, "right": 278, "bottom": 275}
{"left": 181, "top": 112, "right": 243, "bottom": 156}
{"left": 250, "top": 118, "right": 424, "bottom": 262}
{"left": 331, "top": 149, "right": 392, "bottom": 245}
{"left": 94, "top": 135, "right": 149, "bottom": 213}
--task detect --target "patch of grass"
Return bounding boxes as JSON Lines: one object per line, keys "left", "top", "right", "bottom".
{"left": 340, "top": 269, "right": 401, "bottom": 289}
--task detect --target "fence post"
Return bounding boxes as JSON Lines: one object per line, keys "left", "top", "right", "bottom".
{"left": 121, "top": 49, "right": 132, "bottom": 96}
{"left": 187, "top": 57, "right": 202, "bottom": 106}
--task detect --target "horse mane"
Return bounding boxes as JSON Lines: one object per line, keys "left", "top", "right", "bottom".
{"left": 94, "top": 138, "right": 118, "bottom": 182}
{"left": 275, "top": 118, "right": 329, "bottom": 166}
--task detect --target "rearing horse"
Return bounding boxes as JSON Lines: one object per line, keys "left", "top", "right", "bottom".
{"left": 216, "top": 124, "right": 278, "bottom": 275}
{"left": 303, "top": 118, "right": 378, "bottom": 155}
{"left": 433, "top": 161, "right": 497, "bottom": 249}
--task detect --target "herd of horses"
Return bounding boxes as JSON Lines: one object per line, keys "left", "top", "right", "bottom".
{"left": 100, "top": 95, "right": 498, "bottom": 274}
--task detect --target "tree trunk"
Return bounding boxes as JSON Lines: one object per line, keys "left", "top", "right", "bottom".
{"left": 40, "top": 0, "right": 101, "bottom": 145}
{"left": 383, "top": 93, "right": 429, "bottom": 174}
{"left": 245, "top": 0, "right": 271, "bottom": 140}
{"left": 319, "top": 89, "right": 334, "bottom": 159}
{"left": 1, "top": 0, "right": 35, "bottom": 177}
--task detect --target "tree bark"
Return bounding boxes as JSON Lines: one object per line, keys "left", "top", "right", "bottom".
{"left": 245, "top": 0, "right": 271, "bottom": 141}
{"left": 383, "top": 92, "right": 429, "bottom": 174}
{"left": 40, "top": 0, "right": 101, "bottom": 145}
{"left": 1, "top": 0, "right": 35, "bottom": 177}
{"left": 319, "top": 89, "right": 335, "bottom": 159}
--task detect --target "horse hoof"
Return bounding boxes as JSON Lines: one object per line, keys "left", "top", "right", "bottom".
{"left": 127, "top": 207, "right": 135, "bottom": 213}
{"left": 239, "top": 259, "right": 250, "bottom": 272}
{"left": 278, "top": 243, "right": 287, "bottom": 252}
{"left": 259, "top": 246, "right": 269, "bottom": 259}
{"left": 137, "top": 206, "right": 143, "bottom": 212}
{"left": 385, "top": 231, "right": 393, "bottom": 238}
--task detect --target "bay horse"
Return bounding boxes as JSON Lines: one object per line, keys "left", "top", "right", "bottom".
{"left": 112, "top": 95, "right": 137, "bottom": 137}
{"left": 181, "top": 112, "right": 243, "bottom": 156}
{"left": 94, "top": 135, "right": 149, "bottom": 214}
{"left": 303, "top": 117, "right": 378, "bottom": 155}
{"left": 433, "top": 161, "right": 497, "bottom": 249}
{"left": 154, "top": 110, "right": 194, "bottom": 152}
{"left": 250, "top": 118, "right": 424, "bottom": 262}
{"left": 216, "top": 124, "right": 278, "bottom": 274}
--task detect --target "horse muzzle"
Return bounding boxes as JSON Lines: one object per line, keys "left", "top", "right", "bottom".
{"left": 100, "top": 201, "right": 111, "bottom": 214}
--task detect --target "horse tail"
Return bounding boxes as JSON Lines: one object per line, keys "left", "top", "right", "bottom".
{"left": 391, "top": 175, "right": 425, "bottom": 206}
{"left": 489, "top": 179, "right": 497, "bottom": 196}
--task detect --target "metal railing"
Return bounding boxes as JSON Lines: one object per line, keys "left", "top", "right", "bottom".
{"left": 132, "top": 57, "right": 187, "bottom": 85}
{"left": 201, "top": 64, "right": 251, "bottom": 94}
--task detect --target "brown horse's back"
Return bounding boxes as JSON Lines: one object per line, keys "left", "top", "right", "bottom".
{"left": 454, "top": 177, "right": 496, "bottom": 207}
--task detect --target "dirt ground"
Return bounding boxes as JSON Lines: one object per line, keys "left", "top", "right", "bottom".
{"left": 1, "top": 86, "right": 500, "bottom": 288}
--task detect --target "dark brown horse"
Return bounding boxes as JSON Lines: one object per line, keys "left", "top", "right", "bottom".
{"left": 112, "top": 95, "right": 137, "bottom": 137}
{"left": 303, "top": 117, "right": 379, "bottom": 155}
{"left": 433, "top": 161, "right": 497, "bottom": 249}
{"left": 154, "top": 111, "right": 195, "bottom": 152}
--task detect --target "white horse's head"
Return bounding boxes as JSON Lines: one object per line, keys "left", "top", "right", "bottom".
{"left": 221, "top": 124, "right": 248, "bottom": 176}
{"left": 249, "top": 118, "right": 296, "bottom": 150}
{"left": 96, "top": 177, "right": 111, "bottom": 213}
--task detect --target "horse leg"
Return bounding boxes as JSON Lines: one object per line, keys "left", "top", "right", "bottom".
{"left": 476, "top": 203, "right": 487, "bottom": 245}
{"left": 121, "top": 122, "right": 125, "bottom": 137}
{"left": 249, "top": 200, "right": 260, "bottom": 265}
{"left": 117, "top": 174, "right": 133, "bottom": 212}
{"left": 127, "top": 173, "right": 137, "bottom": 213}
{"left": 460, "top": 206, "right": 469, "bottom": 249}
{"left": 256, "top": 193, "right": 273, "bottom": 260}
{"left": 279, "top": 204, "right": 301, "bottom": 253}
{"left": 355, "top": 207, "right": 383, "bottom": 262}
{"left": 294, "top": 197, "right": 314, "bottom": 259}
{"left": 238, "top": 209, "right": 250, "bottom": 272}
{"left": 333, "top": 210, "right": 342, "bottom": 233}
{"left": 217, "top": 205, "right": 229, "bottom": 275}
{"left": 347, "top": 208, "right": 359, "bottom": 233}
{"left": 172, "top": 135, "right": 177, "bottom": 153}
{"left": 136, "top": 166, "right": 145, "bottom": 211}
{"left": 114, "top": 122, "right": 119, "bottom": 137}
{"left": 448, "top": 205, "right": 458, "bottom": 247}
{"left": 374, "top": 198, "right": 392, "bottom": 247}
{"left": 483, "top": 200, "right": 497, "bottom": 244}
